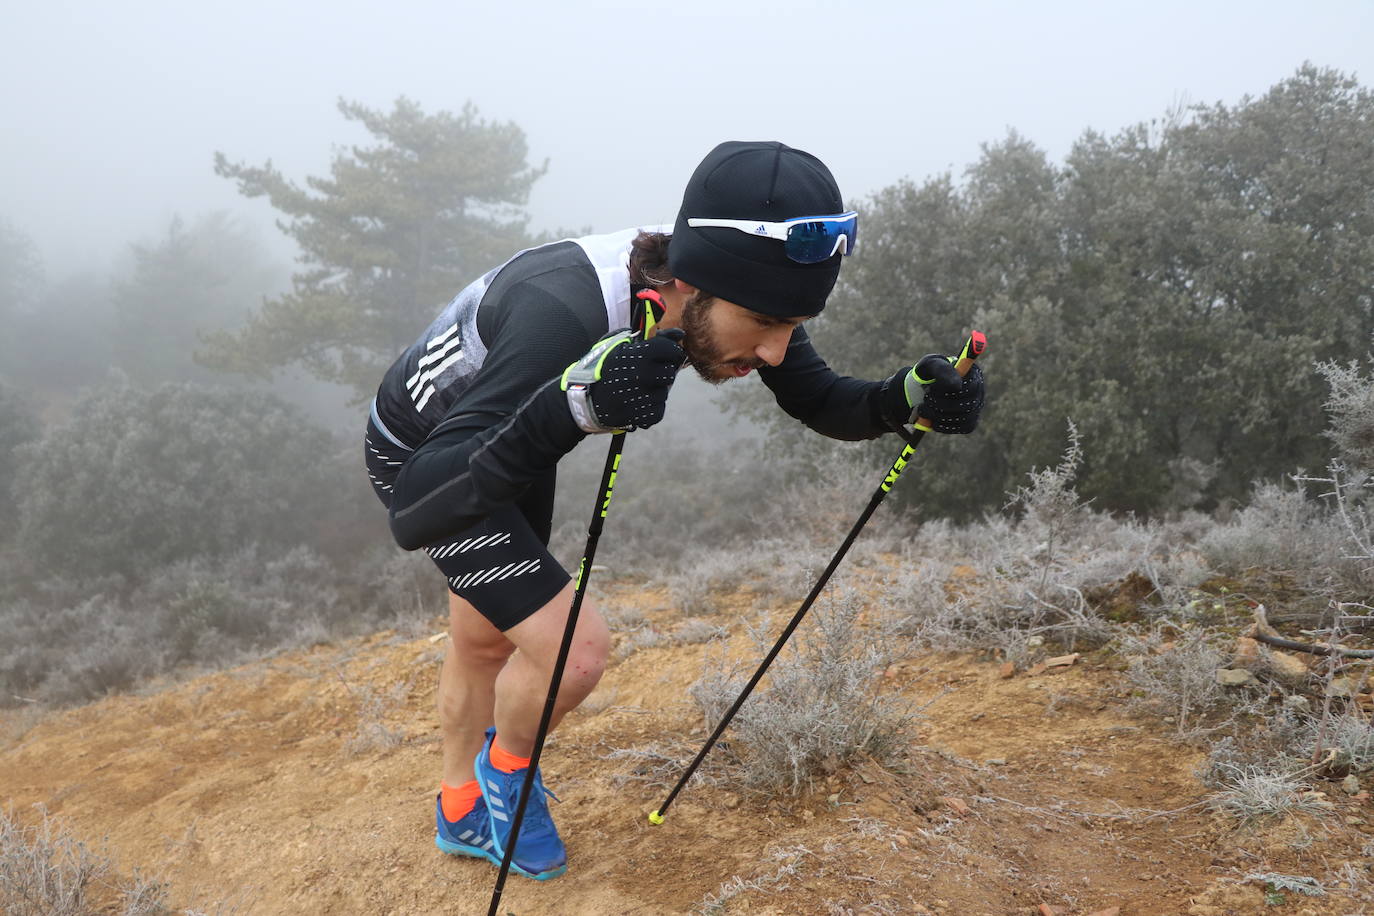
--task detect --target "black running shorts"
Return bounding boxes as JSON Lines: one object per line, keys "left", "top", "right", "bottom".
{"left": 365, "top": 416, "right": 570, "bottom": 631}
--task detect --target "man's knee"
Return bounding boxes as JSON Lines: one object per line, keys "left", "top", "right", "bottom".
{"left": 508, "top": 590, "right": 610, "bottom": 700}
{"left": 451, "top": 635, "right": 515, "bottom": 672}
{"left": 448, "top": 593, "right": 515, "bottom": 671}
{"left": 560, "top": 615, "right": 609, "bottom": 696}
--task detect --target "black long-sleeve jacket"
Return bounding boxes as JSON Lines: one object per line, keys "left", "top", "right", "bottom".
{"left": 370, "top": 227, "right": 892, "bottom": 551}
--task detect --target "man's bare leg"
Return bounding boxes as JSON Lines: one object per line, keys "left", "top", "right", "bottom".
{"left": 492, "top": 581, "right": 610, "bottom": 757}
{"left": 438, "top": 581, "right": 610, "bottom": 780}
{"left": 439, "top": 592, "right": 515, "bottom": 786}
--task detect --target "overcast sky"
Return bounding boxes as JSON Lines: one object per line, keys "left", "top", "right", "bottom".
{"left": 4, "top": 0, "right": 1372, "bottom": 275}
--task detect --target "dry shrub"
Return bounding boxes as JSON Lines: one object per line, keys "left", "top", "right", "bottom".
{"left": 1206, "top": 766, "right": 1328, "bottom": 827}
{"left": 1119, "top": 623, "right": 1239, "bottom": 738}
{"left": 0, "top": 808, "right": 173, "bottom": 916}
{"left": 1198, "top": 482, "right": 1343, "bottom": 591}
{"left": 688, "top": 589, "right": 916, "bottom": 794}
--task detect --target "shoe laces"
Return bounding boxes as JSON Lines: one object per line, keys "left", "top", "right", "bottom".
{"left": 505, "top": 770, "right": 559, "bottom": 835}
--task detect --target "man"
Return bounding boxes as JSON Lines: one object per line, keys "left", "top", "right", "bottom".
{"left": 365, "top": 140, "right": 985, "bottom": 880}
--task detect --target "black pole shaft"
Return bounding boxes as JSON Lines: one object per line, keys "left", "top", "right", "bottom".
{"left": 487, "top": 434, "right": 625, "bottom": 916}
{"left": 651, "top": 434, "right": 923, "bottom": 822}
{"left": 650, "top": 328, "right": 984, "bottom": 822}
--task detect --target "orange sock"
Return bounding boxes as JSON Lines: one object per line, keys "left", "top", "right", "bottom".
{"left": 489, "top": 737, "right": 532, "bottom": 774}
{"left": 440, "top": 780, "right": 482, "bottom": 822}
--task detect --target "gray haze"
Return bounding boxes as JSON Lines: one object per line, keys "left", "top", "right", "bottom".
{"left": 4, "top": 0, "right": 1372, "bottom": 275}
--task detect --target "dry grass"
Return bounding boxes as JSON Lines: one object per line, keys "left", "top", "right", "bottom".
{"left": 689, "top": 589, "right": 918, "bottom": 794}
{"left": 0, "top": 808, "right": 172, "bottom": 916}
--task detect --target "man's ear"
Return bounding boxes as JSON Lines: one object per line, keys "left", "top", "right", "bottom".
{"left": 673, "top": 277, "right": 699, "bottom": 296}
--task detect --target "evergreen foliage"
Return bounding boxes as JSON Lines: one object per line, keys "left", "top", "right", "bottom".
{"left": 0, "top": 220, "right": 43, "bottom": 322}
{"left": 792, "top": 64, "right": 1374, "bottom": 517}
{"left": 11, "top": 381, "right": 359, "bottom": 584}
{"left": 206, "top": 97, "right": 547, "bottom": 396}
{"left": 0, "top": 222, "right": 45, "bottom": 379}
{"left": 112, "top": 212, "right": 283, "bottom": 385}
{"left": 0, "top": 381, "right": 39, "bottom": 546}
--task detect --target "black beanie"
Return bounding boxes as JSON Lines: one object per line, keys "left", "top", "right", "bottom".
{"left": 668, "top": 140, "right": 845, "bottom": 317}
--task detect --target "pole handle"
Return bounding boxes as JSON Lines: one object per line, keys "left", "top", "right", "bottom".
{"left": 912, "top": 329, "right": 986, "bottom": 433}
{"left": 635, "top": 289, "right": 667, "bottom": 340}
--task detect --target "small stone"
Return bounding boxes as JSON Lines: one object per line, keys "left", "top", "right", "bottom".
{"left": 1346, "top": 816, "right": 1367, "bottom": 826}
{"left": 1045, "top": 652, "right": 1080, "bottom": 667}
{"left": 1265, "top": 648, "right": 1312, "bottom": 686}
{"left": 1327, "top": 674, "right": 1369, "bottom": 699}
{"left": 942, "top": 796, "right": 971, "bottom": 817}
{"left": 827, "top": 793, "right": 841, "bottom": 806}
{"left": 1027, "top": 635, "right": 1045, "bottom": 648}
{"left": 985, "top": 758, "right": 1007, "bottom": 766}
{"left": 1232, "top": 636, "right": 1262, "bottom": 668}
{"left": 1342, "top": 774, "right": 1361, "bottom": 796}
{"left": 1216, "top": 668, "right": 1257, "bottom": 687}
{"left": 1282, "top": 693, "right": 1312, "bottom": 712}
{"left": 999, "top": 661, "right": 1015, "bottom": 679}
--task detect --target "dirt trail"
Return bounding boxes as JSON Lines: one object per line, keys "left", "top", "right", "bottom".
{"left": 3, "top": 579, "right": 1371, "bottom": 915}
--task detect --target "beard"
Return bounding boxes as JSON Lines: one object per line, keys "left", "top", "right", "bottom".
{"left": 679, "top": 292, "right": 764, "bottom": 384}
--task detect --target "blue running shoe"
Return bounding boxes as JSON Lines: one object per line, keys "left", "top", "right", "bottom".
{"left": 474, "top": 728, "right": 568, "bottom": 880}
{"left": 434, "top": 793, "right": 501, "bottom": 867}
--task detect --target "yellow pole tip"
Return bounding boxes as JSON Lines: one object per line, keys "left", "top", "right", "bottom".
{"left": 648, "top": 810, "right": 664, "bottom": 825}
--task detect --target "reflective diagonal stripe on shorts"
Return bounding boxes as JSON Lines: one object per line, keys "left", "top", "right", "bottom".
{"left": 448, "top": 559, "right": 542, "bottom": 592}
{"left": 424, "top": 532, "right": 512, "bottom": 559}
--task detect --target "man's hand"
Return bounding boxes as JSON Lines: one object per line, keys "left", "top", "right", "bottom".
{"left": 562, "top": 328, "right": 687, "bottom": 433}
{"left": 881, "top": 354, "right": 986, "bottom": 434}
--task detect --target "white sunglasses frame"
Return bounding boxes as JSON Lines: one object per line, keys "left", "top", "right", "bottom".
{"left": 686, "top": 211, "right": 858, "bottom": 259}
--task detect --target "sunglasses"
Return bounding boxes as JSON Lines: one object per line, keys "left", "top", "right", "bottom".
{"left": 687, "top": 211, "right": 858, "bottom": 264}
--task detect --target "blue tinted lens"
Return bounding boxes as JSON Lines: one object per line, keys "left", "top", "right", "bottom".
{"left": 783, "top": 215, "right": 858, "bottom": 263}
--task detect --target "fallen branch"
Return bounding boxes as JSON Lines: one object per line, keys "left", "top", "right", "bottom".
{"left": 1250, "top": 606, "right": 1374, "bottom": 659}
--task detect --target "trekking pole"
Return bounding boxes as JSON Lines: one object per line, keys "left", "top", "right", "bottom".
{"left": 648, "top": 330, "right": 986, "bottom": 827}
{"left": 486, "top": 292, "right": 667, "bottom": 916}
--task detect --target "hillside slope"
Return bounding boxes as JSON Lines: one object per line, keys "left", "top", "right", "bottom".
{"left": 3, "top": 578, "right": 1371, "bottom": 915}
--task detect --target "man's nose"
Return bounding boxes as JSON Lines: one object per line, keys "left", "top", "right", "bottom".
{"left": 756, "top": 328, "right": 791, "bottom": 367}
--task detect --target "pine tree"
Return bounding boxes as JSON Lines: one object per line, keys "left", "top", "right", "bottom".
{"left": 205, "top": 97, "right": 546, "bottom": 396}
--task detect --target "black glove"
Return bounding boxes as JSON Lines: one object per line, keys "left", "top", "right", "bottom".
{"left": 880, "top": 354, "right": 985, "bottom": 434}
{"left": 562, "top": 328, "right": 686, "bottom": 432}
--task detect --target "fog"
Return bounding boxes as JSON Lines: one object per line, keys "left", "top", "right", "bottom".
{"left": 5, "top": 0, "right": 1374, "bottom": 721}
{"left": 4, "top": 0, "right": 1371, "bottom": 274}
